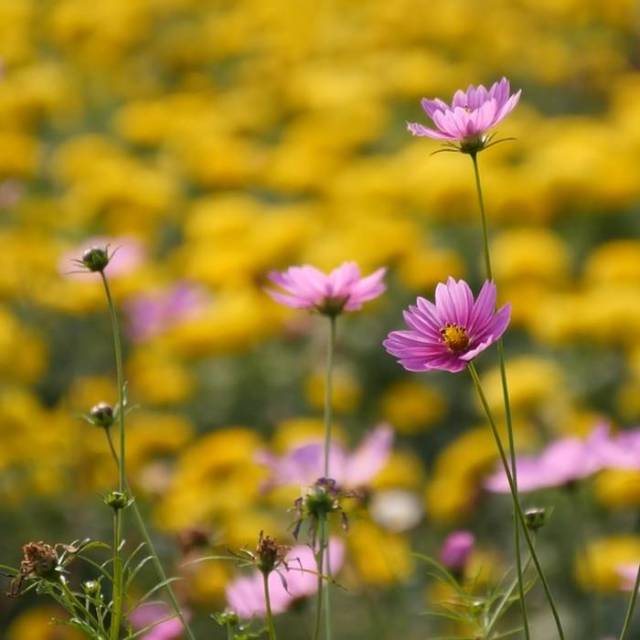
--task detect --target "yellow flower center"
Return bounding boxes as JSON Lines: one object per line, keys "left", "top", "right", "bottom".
{"left": 440, "top": 324, "right": 469, "bottom": 353}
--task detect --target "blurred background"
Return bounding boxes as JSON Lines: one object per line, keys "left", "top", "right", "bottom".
{"left": 2, "top": 0, "right": 640, "bottom": 638}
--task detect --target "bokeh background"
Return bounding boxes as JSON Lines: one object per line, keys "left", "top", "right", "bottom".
{"left": 2, "top": 0, "right": 640, "bottom": 638}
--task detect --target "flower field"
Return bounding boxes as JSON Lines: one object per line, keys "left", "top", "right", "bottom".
{"left": 1, "top": 1, "right": 640, "bottom": 639}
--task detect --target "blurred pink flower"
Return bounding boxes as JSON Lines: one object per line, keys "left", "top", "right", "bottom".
{"left": 384, "top": 278, "right": 510, "bottom": 374}
{"left": 439, "top": 530, "right": 475, "bottom": 571}
{"left": 256, "top": 424, "right": 393, "bottom": 488}
{"left": 266, "top": 261, "right": 386, "bottom": 315}
{"left": 485, "top": 424, "right": 640, "bottom": 493}
{"left": 618, "top": 564, "right": 640, "bottom": 590}
{"left": 408, "top": 77, "right": 521, "bottom": 151}
{"left": 128, "top": 603, "right": 187, "bottom": 640}
{"left": 226, "top": 539, "right": 345, "bottom": 619}
{"left": 125, "top": 282, "right": 209, "bottom": 342}
{"left": 59, "top": 235, "right": 146, "bottom": 280}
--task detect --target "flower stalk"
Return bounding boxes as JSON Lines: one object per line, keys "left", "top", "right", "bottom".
{"left": 469, "top": 151, "right": 529, "bottom": 640}
{"left": 99, "top": 268, "right": 195, "bottom": 640}
{"left": 262, "top": 571, "right": 278, "bottom": 640}
{"left": 468, "top": 362, "right": 565, "bottom": 640}
{"left": 618, "top": 565, "right": 640, "bottom": 640}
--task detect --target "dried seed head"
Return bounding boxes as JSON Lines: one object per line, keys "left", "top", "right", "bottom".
{"left": 255, "top": 531, "right": 288, "bottom": 575}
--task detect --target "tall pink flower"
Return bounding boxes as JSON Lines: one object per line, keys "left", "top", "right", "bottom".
{"left": 225, "top": 539, "right": 345, "bottom": 619}
{"left": 267, "top": 261, "right": 386, "bottom": 316}
{"left": 408, "top": 78, "right": 521, "bottom": 153}
{"left": 256, "top": 424, "right": 393, "bottom": 489}
{"left": 439, "top": 530, "right": 475, "bottom": 572}
{"left": 383, "top": 278, "right": 510, "bottom": 374}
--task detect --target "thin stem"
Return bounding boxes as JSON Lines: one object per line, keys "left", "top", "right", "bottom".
{"left": 100, "top": 272, "right": 126, "bottom": 492}
{"left": 468, "top": 363, "right": 565, "bottom": 640}
{"left": 100, "top": 271, "right": 194, "bottom": 640}
{"left": 263, "top": 572, "right": 278, "bottom": 640}
{"left": 470, "top": 153, "right": 493, "bottom": 280}
{"left": 226, "top": 623, "right": 234, "bottom": 640}
{"left": 104, "top": 430, "right": 196, "bottom": 640}
{"left": 323, "top": 517, "right": 332, "bottom": 640}
{"left": 110, "top": 510, "right": 123, "bottom": 640}
{"left": 618, "top": 565, "right": 640, "bottom": 640}
{"left": 312, "top": 516, "right": 325, "bottom": 640}
{"left": 323, "top": 315, "right": 337, "bottom": 477}
{"left": 470, "top": 152, "right": 529, "bottom": 640}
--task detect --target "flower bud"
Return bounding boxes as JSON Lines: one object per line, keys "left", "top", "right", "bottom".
{"left": 82, "top": 580, "right": 101, "bottom": 596}
{"left": 89, "top": 402, "right": 114, "bottom": 428}
{"left": 304, "top": 477, "right": 339, "bottom": 519}
{"left": 212, "top": 611, "right": 240, "bottom": 627}
{"left": 524, "top": 507, "right": 547, "bottom": 532}
{"left": 104, "top": 490, "right": 132, "bottom": 511}
{"left": 81, "top": 247, "right": 110, "bottom": 272}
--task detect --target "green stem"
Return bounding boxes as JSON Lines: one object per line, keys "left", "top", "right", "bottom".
{"left": 468, "top": 363, "right": 565, "bottom": 640}
{"left": 618, "top": 564, "right": 640, "bottom": 640}
{"left": 105, "top": 431, "right": 196, "bottom": 640}
{"left": 323, "top": 315, "right": 337, "bottom": 477}
{"left": 312, "top": 516, "right": 325, "bottom": 640}
{"left": 323, "top": 518, "right": 332, "bottom": 640}
{"left": 110, "top": 509, "right": 123, "bottom": 640}
{"left": 100, "top": 272, "right": 126, "bottom": 492}
{"left": 226, "top": 623, "right": 234, "bottom": 640}
{"left": 263, "top": 572, "right": 278, "bottom": 640}
{"left": 100, "top": 270, "right": 196, "bottom": 640}
{"left": 470, "top": 152, "right": 529, "bottom": 640}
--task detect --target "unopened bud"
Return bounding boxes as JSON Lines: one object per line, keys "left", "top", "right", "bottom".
{"left": 81, "top": 247, "right": 110, "bottom": 272}
{"left": 82, "top": 580, "right": 100, "bottom": 596}
{"left": 89, "top": 402, "right": 114, "bottom": 428}
{"left": 524, "top": 507, "right": 547, "bottom": 532}
{"left": 104, "top": 490, "right": 131, "bottom": 511}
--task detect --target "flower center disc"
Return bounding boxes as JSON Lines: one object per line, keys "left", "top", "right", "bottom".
{"left": 441, "top": 324, "right": 469, "bottom": 353}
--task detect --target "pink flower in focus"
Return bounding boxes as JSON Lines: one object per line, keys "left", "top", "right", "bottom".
{"left": 129, "top": 603, "right": 187, "bottom": 640}
{"left": 256, "top": 424, "right": 393, "bottom": 488}
{"left": 485, "top": 424, "right": 640, "bottom": 493}
{"left": 408, "top": 78, "right": 521, "bottom": 152}
{"left": 384, "top": 278, "right": 510, "bottom": 374}
{"left": 125, "top": 282, "right": 209, "bottom": 342}
{"left": 59, "top": 236, "right": 146, "bottom": 280}
{"left": 226, "top": 539, "right": 345, "bottom": 619}
{"left": 267, "top": 261, "right": 386, "bottom": 316}
{"left": 439, "top": 530, "right": 475, "bottom": 571}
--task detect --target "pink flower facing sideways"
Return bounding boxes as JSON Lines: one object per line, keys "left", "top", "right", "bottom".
{"left": 267, "top": 261, "right": 386, "bottom": 316}
{"left": 408, "top": 77, "right": 521, "bottom": 153}
{"left": 485, "top": 424, "right": 640, "bottom": 493}
{"left": 226, "top": 539, "right": 345, "bottom": 619}
{"left": 256, "top": 424, "right": 393, "bottom": 490}
{"left": 384, "top": 278, "right": 511, "bottom": 374}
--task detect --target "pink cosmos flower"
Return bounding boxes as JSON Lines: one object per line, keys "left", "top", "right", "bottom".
{"left": 256, "top": 424, "right": 393, "bottom": 489}
{"left": 128, "top": 603, "right": 187, "bottom": 640}
{"left": 384, "top": 278, "right": 510, "bottom": 374}
{"left": 266, "top": 261, "right": 386, "bottom": 315}
{"left": 408, "top": 77, "right": 521, "bottom": 152}
{"left": 225, "top": 539, "right": 345, "bottom": 619}
{"left": 125, "top": 282, "right": 209, "bottom": 342}
{"left": 485, "top": 424, "right": 640, "bottom": 493}
{"left": 439, "top": 530, "right": 475, "bottom": 571}
{"left": 59, "top": 235, "right": 146, "bottom": 280}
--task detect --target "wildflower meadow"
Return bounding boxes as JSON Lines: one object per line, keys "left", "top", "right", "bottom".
{"left": 2, "top": 2, "right": 640, "bottom": 639}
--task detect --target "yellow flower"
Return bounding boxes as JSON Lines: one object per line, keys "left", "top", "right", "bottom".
{"left": 584, "top": 240, "right": 640, "bottom": 286}
{"left": 380, "top": 380, "right": 445, "bottom": 434}
{"left": 397, "top": 246, "right": 465, "bottom": 292}
{"left": 372, "top": 451, "right": 425, "bottom": 490}
{"left": 478, "top": 356, "right": 566, "bottom": 416}
{"left": 348, "top": 521, "right": 413, "bottom": 586}
{"left": 593, "top": 469, "right": 640, "bottom": 509}
{"left": 575, "top": 536, "right": 640, "bottom": 592}
{"left": 490, "top": 227, "right": 570, "bottom": 285}
{"left": 7, "top": 606, "right": 84, "bottom": 640}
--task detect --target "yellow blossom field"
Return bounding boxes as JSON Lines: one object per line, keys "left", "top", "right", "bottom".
{"left": 1, "top": 1, "right": 640, "bottom": 639}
